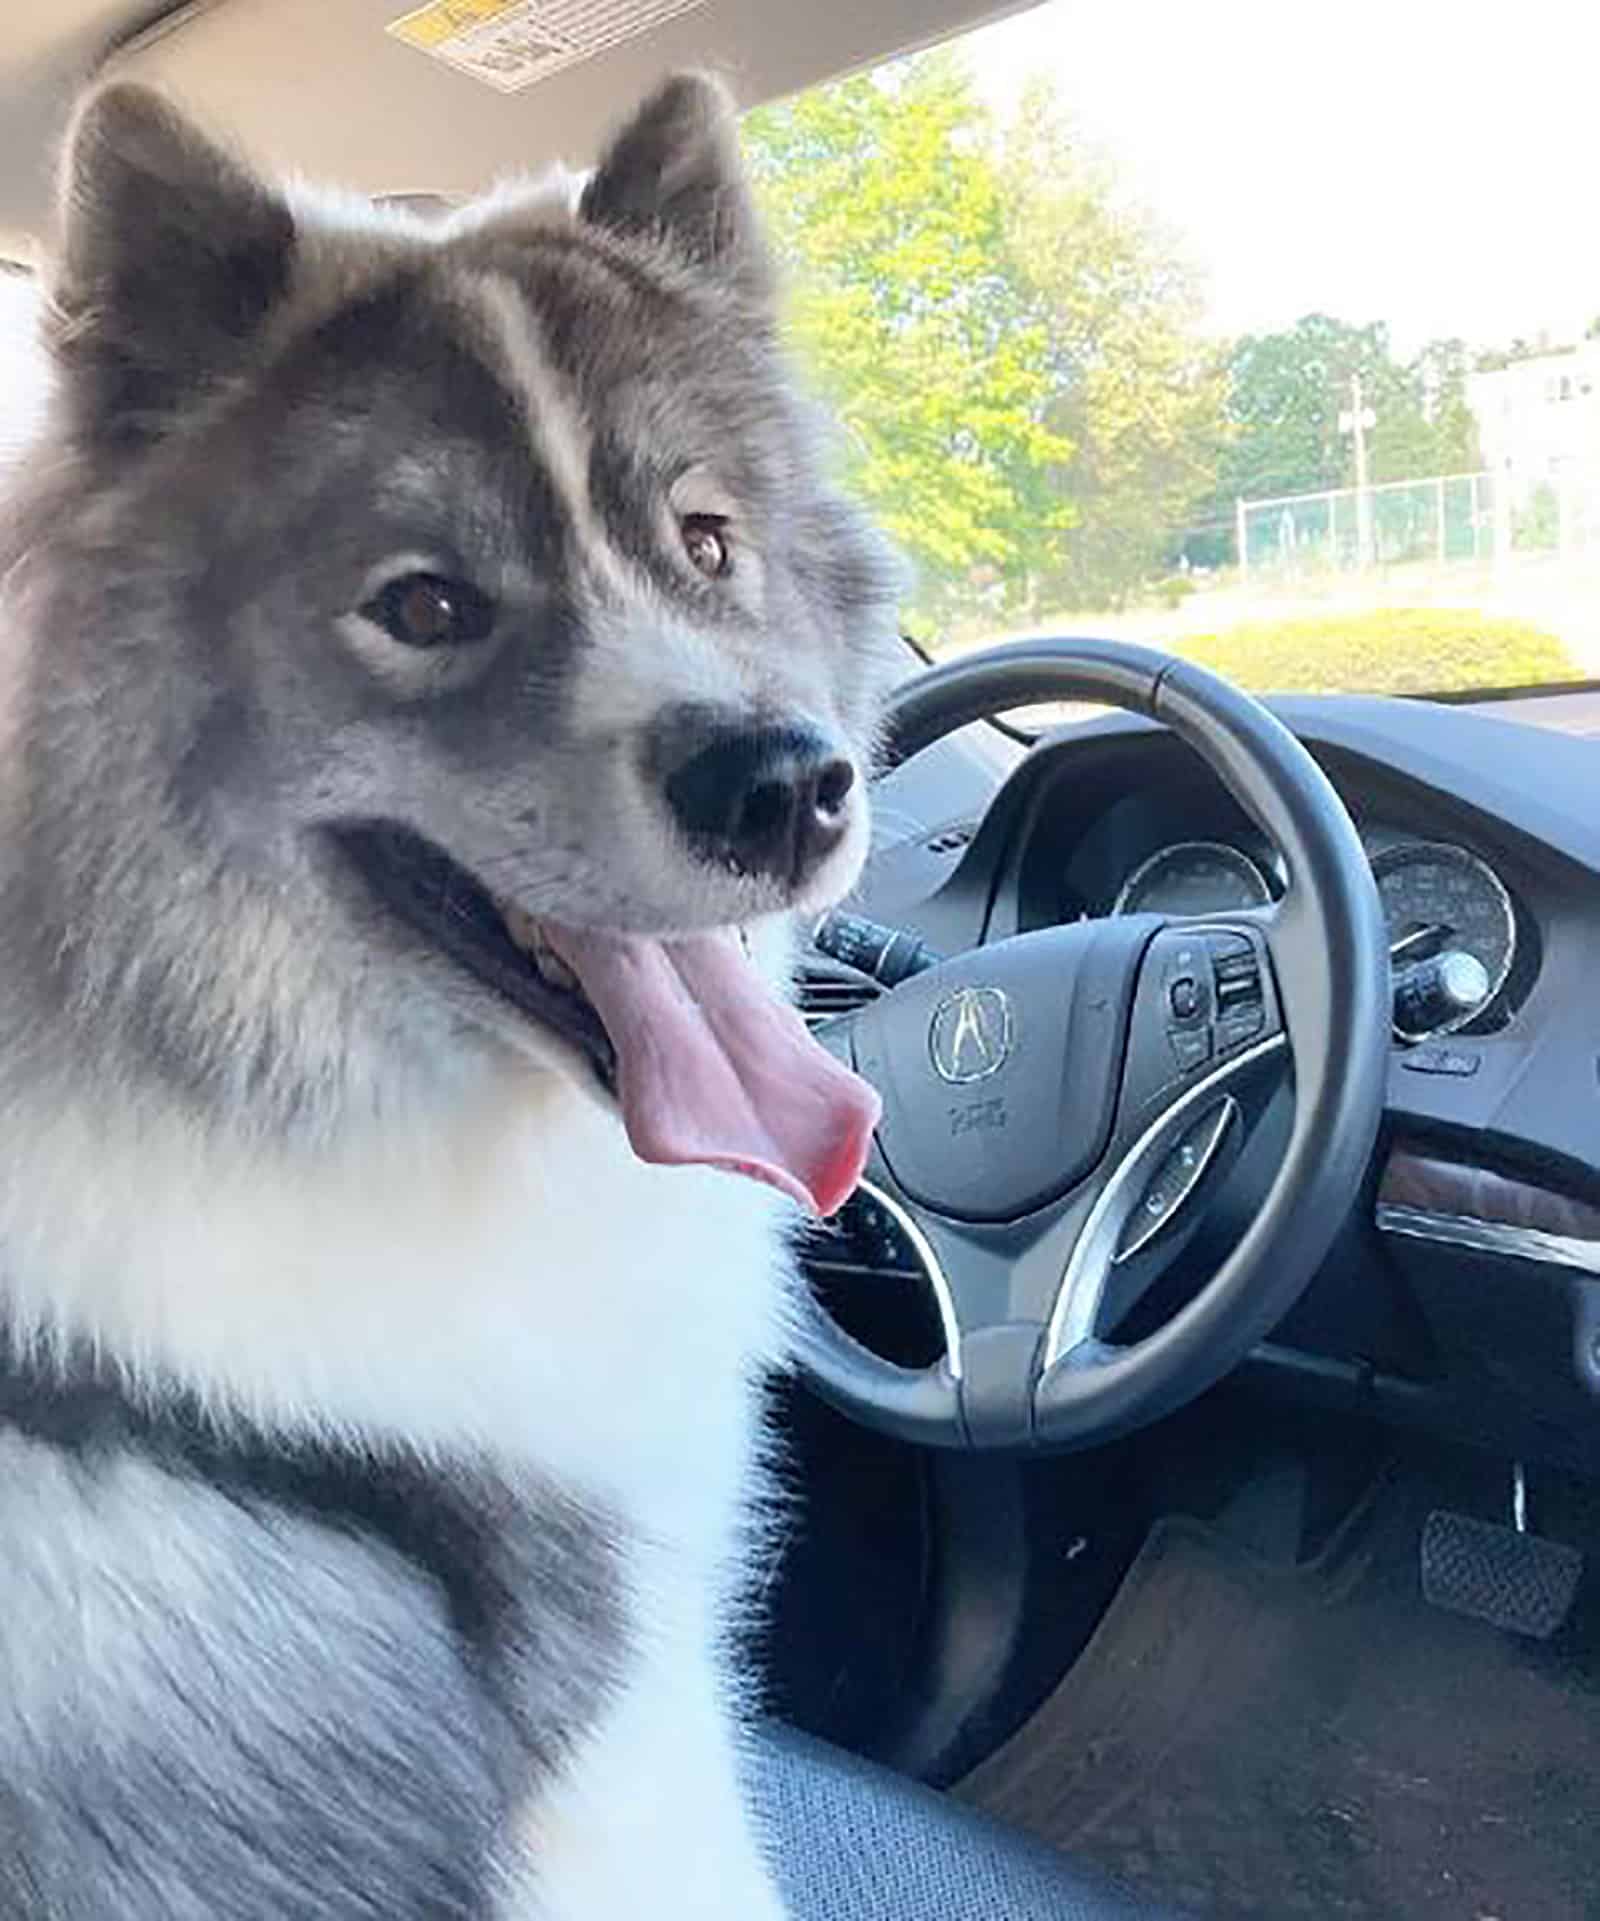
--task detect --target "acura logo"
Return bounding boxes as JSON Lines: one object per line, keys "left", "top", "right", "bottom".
{"left": 929, "top": 986, "right": 1013, "bottom": 1084}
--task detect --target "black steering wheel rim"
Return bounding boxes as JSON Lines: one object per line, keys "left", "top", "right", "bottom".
{"left": 794, "top": 638, "right": 1391, "bottom": 1451}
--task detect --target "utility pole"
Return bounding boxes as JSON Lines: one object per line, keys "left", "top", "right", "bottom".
{"left": 1339, "top": 373, "right": 1377, "bottom": 572}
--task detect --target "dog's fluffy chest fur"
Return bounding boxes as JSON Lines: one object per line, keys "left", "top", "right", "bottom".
{"left": 0, "top": 1395, "right": 624, "bottom": 1918}
{"left": 0, "top": 1070, "right": 790, "bottom": 1524}
{"left": 0, "top": 1075, "right": 793, "bottom": 1917}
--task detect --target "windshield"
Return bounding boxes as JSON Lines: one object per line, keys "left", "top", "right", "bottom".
{"left": 743, "top": 0, "right": 1597, "bottom": 700}
{"left": 4, "top": 28, "right": 1592, "bottom": 705}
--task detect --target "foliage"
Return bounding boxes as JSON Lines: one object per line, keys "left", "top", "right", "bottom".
{"left": 998, "top": 84, "right": 1227, "bottom": 608}
{"left": 1212, "top": 315, "right": 1392, "bottom": 503}
{"left": 743, "top": 50, "right": 1531, "bottom": 632}
{"left": 743, "top": 58, "right": 1070, "bottom": 614}
{"left": 743, "top": 57, "right": 1223, "bottom": 622}
{"left": 1476, "top": 336, "right": 1558, "bottom": 371}
{"left": 1191, "top": 317, "right": 1486, "bottom": 567}
{"left": 1205, "top": 315, "right": 1481, "bottom": 508}
{"left": 1408, "top": 338, "right": 1480, "bottom": 475}
{"left": 1514, "top": 483, "right": 1560, "bottom": 551}
{"left": 1173, "top": 609, "right": 1574, "bottom": 696}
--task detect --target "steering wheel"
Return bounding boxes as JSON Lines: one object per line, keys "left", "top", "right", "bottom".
{"left": 798, "top": 639, "right": 1390, "bottom": 1451}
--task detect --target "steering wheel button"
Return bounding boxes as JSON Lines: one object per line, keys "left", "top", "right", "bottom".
{"left": 1216, "top": 1007, "right": 1266, "bottom": 1050}
{"left": 1115, "top": 1098, "right": 1239, "bottom": 1262}
{"left": 1168, "top": 976, "right": 1203, "bottom": 1021}
{"left": 1170, "top": 1027, "right": 1213, "bottom": 1071}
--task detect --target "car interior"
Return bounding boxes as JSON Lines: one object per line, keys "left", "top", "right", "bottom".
{"left": 5, "top": 4, "right": 1600, "bottom": 1919}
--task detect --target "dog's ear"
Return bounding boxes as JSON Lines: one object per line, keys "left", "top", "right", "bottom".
{"left": 580, "top": 74, "right": 772, "bottom": 302}
{"left": 49, "top": 84, "right": 294, "bottom": 440}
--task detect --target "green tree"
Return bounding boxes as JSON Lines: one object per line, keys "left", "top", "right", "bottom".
{"left": 999, "top": 82, "right": 1227, "bottom": 607}
{"left": 743, "top": 57, "right": 1070, "bottom": 622}
{"left": 1202, "top": 316, "right": 1482, "bottom": 553}
{"left": 1477, "top": 334, "right": 1557, "bottom": 370}
{"left": 1212, "top": 315, "right": 1397, "bottom": 503}
{"left": 1408, "top": 337, "right": 1480, "bottom": 473}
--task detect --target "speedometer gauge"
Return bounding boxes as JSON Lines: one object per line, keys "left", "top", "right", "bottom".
{"left": 1112, "top": 841, "right": 1272, "bottom": 918}
{"left": 1371, "top": 841, "right": 1516, "bottom": 1037}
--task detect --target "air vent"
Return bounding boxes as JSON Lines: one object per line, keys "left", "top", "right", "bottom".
{"left": 924, "top": 823, "right": 976, "bottom": 858}
{"left": 797, "top": 964, "right": 881, "bottom": 1029}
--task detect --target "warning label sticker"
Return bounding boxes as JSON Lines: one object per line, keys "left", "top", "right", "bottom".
{"left": 388, "top": 0, "right": 709, "bottom": 94}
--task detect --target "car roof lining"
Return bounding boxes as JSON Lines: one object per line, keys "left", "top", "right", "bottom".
{"left": 0, "top": 0, "right": 1036, "bottom": 260}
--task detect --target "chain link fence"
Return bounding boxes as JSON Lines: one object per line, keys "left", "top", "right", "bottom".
{"left": 1236, "top": 466, "right": 1600, "bottom": 582}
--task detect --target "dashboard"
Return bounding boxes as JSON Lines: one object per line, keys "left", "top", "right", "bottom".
{"left": 824, "top": 685, "right": 1600, "bottom": 1472}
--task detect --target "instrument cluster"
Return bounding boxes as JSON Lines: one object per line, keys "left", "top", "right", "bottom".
{"left": 1100, "top": 833, "right": 1519, "bottom": 1041}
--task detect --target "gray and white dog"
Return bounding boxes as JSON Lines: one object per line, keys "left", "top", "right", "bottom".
{"left": 0, "top": 71, "right": 899, "bottom": 1918}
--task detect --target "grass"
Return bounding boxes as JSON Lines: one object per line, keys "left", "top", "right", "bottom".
{"left": 1166, "top": 608, "right": 1577, "bottom": 697}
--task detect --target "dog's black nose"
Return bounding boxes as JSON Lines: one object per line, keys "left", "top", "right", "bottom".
{"left": 664, "top": 720, "right": 856, "bottom": 887}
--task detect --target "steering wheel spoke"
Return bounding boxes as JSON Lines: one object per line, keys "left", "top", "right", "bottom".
{"left": 1042, "top": 1044, "right": 1283, "bottom": 1372}
{"left": 1038, "top": 910, "right": 1289, "bottom": 1358}
{"left": 798, "top": 1147, "right": 1102, "bottom": 1448}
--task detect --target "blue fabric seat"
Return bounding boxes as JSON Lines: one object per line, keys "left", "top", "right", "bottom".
{"left": 750, "top": 1726, "right": 1178, "bottom": 1919}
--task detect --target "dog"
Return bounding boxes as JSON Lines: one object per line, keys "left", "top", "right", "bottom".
{"left": 0, "top": 70, "right": 899, "bottom": 1918}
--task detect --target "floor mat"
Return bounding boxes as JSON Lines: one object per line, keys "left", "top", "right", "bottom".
{"left": 957, "top": 1495, "right": 1600, "bottom": 1918}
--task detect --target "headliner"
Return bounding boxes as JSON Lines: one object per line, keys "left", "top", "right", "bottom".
{"left": 0, "top": 0, "right": 1038, "bottom": 262}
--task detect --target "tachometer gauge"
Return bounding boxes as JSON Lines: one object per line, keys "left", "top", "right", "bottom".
{"left": 1112, "top": 841, "right": 1273, "bottom": 918}
{"left": 1371, "top": 841, "right": 1515, "bottom": 1038}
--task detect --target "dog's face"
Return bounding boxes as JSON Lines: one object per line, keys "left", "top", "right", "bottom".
{"left": 7, "top": 79, "right": 897, "bottom": 1189}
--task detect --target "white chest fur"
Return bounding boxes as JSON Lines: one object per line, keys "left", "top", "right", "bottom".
{"left": 0, "top": 1067, "right": 794, "bottom": 1554}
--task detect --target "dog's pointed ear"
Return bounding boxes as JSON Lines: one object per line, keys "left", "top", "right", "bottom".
{"left": 50, "top": 84, "right": 294, "bottom": 439}
{"left": 580, "top": 74, "right": 772, "bottom": 301}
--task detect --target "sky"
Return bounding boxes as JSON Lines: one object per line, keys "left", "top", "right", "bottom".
{"left": 0, "top": 0, "right": 1587, "bottom": 429}
{"left": 960, "top": 0, "right": 1593, "bottom": 359}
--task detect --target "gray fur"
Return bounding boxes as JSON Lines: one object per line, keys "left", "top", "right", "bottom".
{"left": 0, "top": 70, "right": 899, "bottom": 1919}
{"left": 1, "top": 73, "right": 901, "bottom": 1137}
{"left": 0, "top": 1351, "right": 623, "bottom": 1919}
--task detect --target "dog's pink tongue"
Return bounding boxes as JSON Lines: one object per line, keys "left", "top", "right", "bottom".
{"left": 544, "top": 926, "right": 880, "bottom": 1217}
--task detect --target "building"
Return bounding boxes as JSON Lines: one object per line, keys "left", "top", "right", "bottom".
{"left": 1467, "top": 343, "right": 1600, "bottom": 545}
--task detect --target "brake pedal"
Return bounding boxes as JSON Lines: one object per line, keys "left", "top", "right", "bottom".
{"left": 1421, "top": 1464, "right": 1582, "bottom": 1640}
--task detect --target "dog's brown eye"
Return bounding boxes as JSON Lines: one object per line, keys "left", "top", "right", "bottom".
{"left": 680, "top": 514, "right": 731, "bottom": 579}
{"left": 361, "top": 573, "right": 495, "bottom": 648}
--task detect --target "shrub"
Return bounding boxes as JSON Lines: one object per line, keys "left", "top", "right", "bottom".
{"left": 1171, "top": 608, "right": 1576, "bottom": 696}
